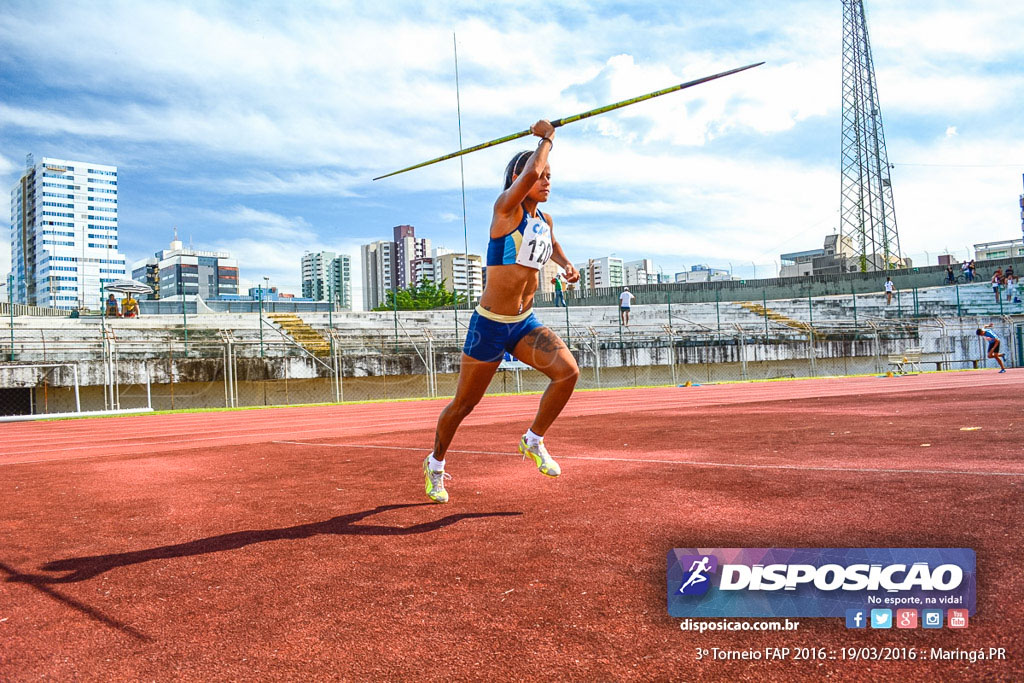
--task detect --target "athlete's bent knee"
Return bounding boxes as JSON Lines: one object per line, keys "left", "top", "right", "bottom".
{"left": 554, "top": 362, "right": 580, "bottom": 385}
{"left": 448, "top": 395, "right": 481, "bottom": 419}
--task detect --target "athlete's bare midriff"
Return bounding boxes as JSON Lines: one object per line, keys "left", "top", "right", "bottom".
{"left": 478, "top": 263, "right": 539, "bottom": 316}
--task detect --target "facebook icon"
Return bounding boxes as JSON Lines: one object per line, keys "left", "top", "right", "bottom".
{"left": 845, "top": 609, "right": 867, "bottom": 629}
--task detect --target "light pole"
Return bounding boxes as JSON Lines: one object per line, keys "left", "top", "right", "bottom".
{"left": 327, "top": 279, "right": 333, "bottom": 329}
{"left": 8, "top": 273, "right": 14, "bottom": 362}
{"left": 258, "top": 279, "right": 266, "bottom": 358}
{"left": 181, "top": 282, "right": 188, "bottom": 353}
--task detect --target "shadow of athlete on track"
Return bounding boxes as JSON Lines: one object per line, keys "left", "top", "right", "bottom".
{"left": 10, "top": 503, "right": 521, "bottom": 585}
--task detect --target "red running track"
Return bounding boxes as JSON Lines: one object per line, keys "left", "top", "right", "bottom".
{"left": 1, "top": 370, "right": 1022, "bottom": 680}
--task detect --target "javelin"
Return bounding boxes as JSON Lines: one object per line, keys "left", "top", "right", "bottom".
{"left": 373, "top": 61, "right": 764, "bottom": 181}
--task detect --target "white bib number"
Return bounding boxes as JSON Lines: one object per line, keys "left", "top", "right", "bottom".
{"left": 515, "top": 216, "right": 552, "bottom": 270}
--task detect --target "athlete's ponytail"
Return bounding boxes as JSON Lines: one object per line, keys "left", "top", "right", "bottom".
{"left": 503, "top": 150, "right": 533, "bottom": 190}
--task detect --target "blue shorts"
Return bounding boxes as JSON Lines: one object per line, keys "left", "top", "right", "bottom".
{"left": 463, "top": 310, "right": 544, "bottom": 362}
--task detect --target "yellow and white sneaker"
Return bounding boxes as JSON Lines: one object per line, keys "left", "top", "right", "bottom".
{"left": 519, "top": 437, "right": 561, "bottom": 477}
{"left": 423, "top": 456, "right": 451, "bottom": 504}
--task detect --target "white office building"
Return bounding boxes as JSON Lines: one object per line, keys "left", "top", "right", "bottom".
{"left": 301, "top": 251, "right": 352, "bottom": 309}
{"left": 10, "top": 156, "right": 127, "bottom": 309}
{"left": 361, "top": 240, "right": 395, "bottom": 310}
{"left": 623, "top": 258, "right": 659, "bottom": 286}
{"left": 574, "top": 256, "right": 624, "bottom": 291}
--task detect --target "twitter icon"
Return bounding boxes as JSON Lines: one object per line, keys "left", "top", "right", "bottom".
{"left": 870, "top": 609, "right": 892, "bottom": 629}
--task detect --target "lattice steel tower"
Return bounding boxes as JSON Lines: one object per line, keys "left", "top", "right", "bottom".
{"left": 840, "top": 0, "right": 901, "bottom": 272}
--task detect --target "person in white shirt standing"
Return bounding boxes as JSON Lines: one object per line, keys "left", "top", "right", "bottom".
{"left": 619, "top": 286, "right": 635, "bottom": 326}
{"left": 884, "top": 277, "right": 895, "bottom": 305}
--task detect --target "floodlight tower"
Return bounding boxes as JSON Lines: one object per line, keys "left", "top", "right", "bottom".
{"left": 840, "top": 0, "right": 902, "bottom": 272}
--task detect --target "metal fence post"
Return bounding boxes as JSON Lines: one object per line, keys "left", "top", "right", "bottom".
{"left": 956, "top": 284, "right": 962, "bottom": 318}
{"left": 667, "top": 328, "right": 676, "bottom": 386}
{"left": 392, "top": 289, "right": 399, "bottom": 352}
{"left": 762, "top": 289, "right": 769, "bottom": 340}
{"left": 715, "top": 288, "right": 721, "bottom": 333}
{"left": 7, "top": 273, "right": 13, "bottom": 362}
{"left": 851, "top": 284, "right": 858, "bottom": 327}
{"left": 223, "top": 342, "right": 231, "bottom": 408}
{"left": 807, "top": 328, "right": 816, "bottom": 377}
{"left": 564, "top": 293, "right": 571, "bottom": 347}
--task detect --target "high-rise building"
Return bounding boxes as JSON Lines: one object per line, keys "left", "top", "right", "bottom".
{"left": 434, "top": 252, "right": 483, "bottom": 301}
{"left": 361, "top": 240, "right": 395, "bottom": 310}
{"left": 10, "top": 156, "right": 128, "bottom": 309}
{"left": 573, "top": 256, "right": 624, "bottom": 291}
{"left": 393, "top": 225, "right": 431, "bottom": 289}
{"left": 131, "top": 232, "right": 238, "bottom": 300}
{"left": 623, "top": 258, "right": 659, "bottom": 286}
{"left": 301, "top": 251, "right": 352, "bottom": 309}
{"left": 410, "top": 255, "right": 436, "bottom": 287}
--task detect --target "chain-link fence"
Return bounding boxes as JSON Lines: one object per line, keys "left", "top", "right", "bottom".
{"left": 0, "top": 312, "right": 1016, "bottom": 418}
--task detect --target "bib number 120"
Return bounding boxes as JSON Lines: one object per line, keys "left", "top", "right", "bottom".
{"left": 527, "top": 238, "right": 552, "bottom": 265}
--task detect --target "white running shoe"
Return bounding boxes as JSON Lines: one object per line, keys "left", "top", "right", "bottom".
{"left": 519, "top": 437, "right": 561, "bottom": 477}
{"left": 423, "top": 456, "right": 451, "bottom": 503}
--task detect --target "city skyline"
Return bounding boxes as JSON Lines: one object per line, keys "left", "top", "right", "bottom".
{"left": 2, "top": 2, "right": 1022, "bottom": 310}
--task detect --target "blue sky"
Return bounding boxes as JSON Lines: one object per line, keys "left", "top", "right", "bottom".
{"left": 2, "top": 0, "right": 1022, "bottom": 308}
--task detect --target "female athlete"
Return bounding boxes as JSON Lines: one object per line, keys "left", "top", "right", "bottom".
{"left": 423, "top": 119, "right": 580, "bottom": 503}
{"left": 976, "top": 326, "right": 1007, "bottom": 372}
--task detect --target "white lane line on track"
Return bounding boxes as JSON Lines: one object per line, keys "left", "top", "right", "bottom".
{"left": 272, "top": 441, "right": 1024, "bottom": 478}
{"left": 0, "top": 375, "right": 1002, "bottom": 449}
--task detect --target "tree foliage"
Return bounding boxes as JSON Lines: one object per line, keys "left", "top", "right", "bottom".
{"left": 373, "top": 278, "right": 466, "bottom": 311}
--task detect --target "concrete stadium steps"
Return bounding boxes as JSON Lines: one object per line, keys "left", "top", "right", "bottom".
{"left": 737, "top": 301, "right": 814, "bottom": 334}
{"left": 267, "top": 314, "right": 331, "bottom": 357}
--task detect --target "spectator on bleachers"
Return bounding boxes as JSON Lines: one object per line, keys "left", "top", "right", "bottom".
{"left": 991, "top": 270, "right": 1003, "bottom": 303}
{"left": 105, "top": 293, "right": 120, "bottom": 317}
{"left": 122, "top": 296, "right": 140, "bottom": 318}
{"left": 945, "top": 265, "right": 955, "bottom": 284}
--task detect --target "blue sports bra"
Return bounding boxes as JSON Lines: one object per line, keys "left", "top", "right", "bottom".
{"left": 486, "top": 208, "right": 549, "bottom": 267}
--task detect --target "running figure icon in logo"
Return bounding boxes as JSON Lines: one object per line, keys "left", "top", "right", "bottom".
{"left": 678, "top": 555, "right": 717, "bottom": 595}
